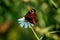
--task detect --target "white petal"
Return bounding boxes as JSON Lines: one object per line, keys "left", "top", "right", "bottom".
{"left": 18, "top": 17, "right": 25, "bottom": 21}
{"left": 24, "top": 22, "right": 28, "bottom": 28}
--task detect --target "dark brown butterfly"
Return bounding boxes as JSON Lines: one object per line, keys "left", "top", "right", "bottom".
{"left": 25, "top": 9, "right": 38, "bottom": 25}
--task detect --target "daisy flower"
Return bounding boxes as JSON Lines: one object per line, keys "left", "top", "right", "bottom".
{"left": 18, "top": 17, "right": 34, "bottom": 28}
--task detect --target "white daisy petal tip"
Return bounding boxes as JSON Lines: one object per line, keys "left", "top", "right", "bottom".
{"left": 18, "top": 17, "right": 25, "bottom": 21}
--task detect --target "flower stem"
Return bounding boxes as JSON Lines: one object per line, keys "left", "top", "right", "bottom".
{"left": 50, "top": 0, "right": 58, "bottom": 8}
{"left": 30, "top": 26, "right": 40, "bottom": 40}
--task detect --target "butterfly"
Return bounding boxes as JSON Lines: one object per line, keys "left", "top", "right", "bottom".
{"left": 25, "top": 9, "right": 38, "bottom": 25}
{"left": 18, "top": 9, "right": 38, "bottom": 28}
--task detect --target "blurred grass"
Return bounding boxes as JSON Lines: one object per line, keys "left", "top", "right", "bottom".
{"left": 0, "top": 0, "right": 60, "bottom": 40}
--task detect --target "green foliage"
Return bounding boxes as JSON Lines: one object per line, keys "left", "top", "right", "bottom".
{"left": 0, "top": 0, "right": 60, "bottom": 40}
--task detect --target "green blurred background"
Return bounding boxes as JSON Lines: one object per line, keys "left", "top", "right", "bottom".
{"left": 0, "top": 0, "right": 60, "bottom": 40}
